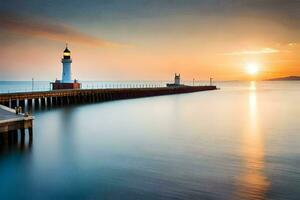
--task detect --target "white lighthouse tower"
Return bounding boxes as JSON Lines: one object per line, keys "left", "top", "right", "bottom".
{"left": 52, "top": 44, "right": 81, "bottom": 90}
{"left": 62, "top": 45, "right": 72, "bottom": 83}
{"left": 174, "top": 73, "right": 180, "bottom": 85}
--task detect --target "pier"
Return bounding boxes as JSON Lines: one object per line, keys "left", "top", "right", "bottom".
{"left": 0, "top": 86, "right": 217, "bottom": 110}
{"left": 0, "top": 105, "right": 33, "bottom": 145}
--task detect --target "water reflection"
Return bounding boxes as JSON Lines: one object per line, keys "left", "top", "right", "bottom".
{"left": 234, "top": 81, "right": 269, "bottom": 200}
{"left": 0, "top": 133, "right": 32, "bottom": 156}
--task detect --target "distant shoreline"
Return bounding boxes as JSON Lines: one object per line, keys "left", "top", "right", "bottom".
{"left": 265, "top": 76, "right": 300, "bottom": 81}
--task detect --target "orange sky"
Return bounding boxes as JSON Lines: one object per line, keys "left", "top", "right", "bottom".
{"left": 0, "top": 1, "right": 299, "bottom": 81}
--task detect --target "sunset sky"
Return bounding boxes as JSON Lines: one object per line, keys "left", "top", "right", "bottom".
{"left": 0, "top": 0, "right": 300, "bottom": 81}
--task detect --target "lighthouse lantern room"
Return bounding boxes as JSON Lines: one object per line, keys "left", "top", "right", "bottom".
{"left": 52, "top": 44, "right": 81, "bottom": 90}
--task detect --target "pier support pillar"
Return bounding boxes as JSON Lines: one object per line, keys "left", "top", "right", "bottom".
{"left": 11, "top": 99, "right": 17, "bottom": 109}
{"left": 20, "top": 129, "right": 25, "bottom": 144}
{"left": 82, "top": 95, "right": 86, "bottom": 103}
{"left": 7, "top": 130, "right": 17, "bottom": 144}
{"left": 47, "top": 97, "right": 51, "bottom": 106}
{"left": 59, "top": 97, "right": 63, "bottom": 106}
{"left": 103, "top": 93, "right": 107, "bottom": 101}
{"left": 28, "top": 127, "right": 33, "bottom": 144}
{"left": 27, "top": 99, "right": 33, "bottom": 108}
{"left": 79, "top": 95, "right": 83, "bottom": 103}
{"left": 34, "top": 98, "right": 40, "bottom": 108}
{"left": 41, "top": 98, "right": 46, "bottom": 108}
{"left": 2, "top": 132, "right": 8, "bottom": 145}
{"left": 61, "top": 97, "right": 66, "bottom": 105}
{"left": 13, "top": 130, "right": 18, "bottom": 144}
{"left": 72, "top": 96, "right": 76, "bottom": 104}
{"left": 19, "top": 99, "right": 25, "bottom": 110}
{"left": 56, "top": 97, "right": 60, "bottom": 105}
{"left": 0, "top": 132, "right": 3, "bottom": 145}
{"left": 52, "top": 97, "right": 57, "bottom": 106}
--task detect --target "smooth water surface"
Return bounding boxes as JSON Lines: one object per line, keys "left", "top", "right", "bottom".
{"left": 0, "top": 81, "right": 300, "bottom": 199}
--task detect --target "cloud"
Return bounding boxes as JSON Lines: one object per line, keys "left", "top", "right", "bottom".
{"left": 223, "top": 48, "right": 280, "bottom": 56}
{"left": 0, "top": 13, "right": 123, "bottom": 48}
{"left": 288, "top": 42, "right": 297, "bottom": 47}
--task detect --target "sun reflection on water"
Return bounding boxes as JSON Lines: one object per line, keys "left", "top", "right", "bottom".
{"left": 234, "top": 81, "right": 270, "bottom": 200}
{"left": 249, "top": 82, "right": 257, "bottom": 120}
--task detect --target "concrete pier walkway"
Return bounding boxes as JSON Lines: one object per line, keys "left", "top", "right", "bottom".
{"left": 0, "top": 105, "right": 33, "bottom": 142}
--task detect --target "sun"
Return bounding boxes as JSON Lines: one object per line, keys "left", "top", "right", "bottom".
{"left": 246, "top": 63, "right": 259, "bottom": 75}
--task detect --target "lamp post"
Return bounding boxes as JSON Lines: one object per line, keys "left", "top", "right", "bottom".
{"left": 32, "top": 78, "right": 34, "bottom": 91}
{"left": 210, "top": 77, "right": 213, "bottom": 86}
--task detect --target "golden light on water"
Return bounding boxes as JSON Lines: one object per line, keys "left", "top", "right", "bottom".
{"left": 234, "top": 81, "right": 270, "bottom": 200}
{"left": 249, "top": 81, "right": 256, "bottom": 91}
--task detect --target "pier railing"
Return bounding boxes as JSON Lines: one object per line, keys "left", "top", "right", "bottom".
{"left": 0, "top": 81, "right": 212, "bottom": 94}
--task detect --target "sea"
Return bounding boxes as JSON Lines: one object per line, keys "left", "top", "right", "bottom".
{"left": 0, "top": 81, "right": 299, "bottom": 200}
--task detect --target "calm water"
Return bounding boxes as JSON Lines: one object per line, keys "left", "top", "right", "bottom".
{"left": 0, "top": 81, "right": 300, "bottom": 200}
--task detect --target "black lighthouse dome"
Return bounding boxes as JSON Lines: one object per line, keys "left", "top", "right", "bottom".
{"left": 63, "top": 45, "right": 71, "bottom": 59}
{"left": 64, "top": 47, "right": 70, "bottom": 53}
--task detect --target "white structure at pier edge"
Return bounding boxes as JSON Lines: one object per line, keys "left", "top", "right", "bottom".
{"left": 61, "top": 46, "right": 72, "bottom": 83}
{"left": 174, "top": 73, "right": 180, "bottom": 85}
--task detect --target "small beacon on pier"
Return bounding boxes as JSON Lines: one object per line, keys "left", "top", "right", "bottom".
{"left": 166, "top": 73, "right": 183, "bottom": 87}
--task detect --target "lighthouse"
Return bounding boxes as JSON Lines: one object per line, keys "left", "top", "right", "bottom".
{"left": 62, "top": 45, "right": 72, "bottom": 83}
{"left": 52, "top": 45, "right": 81, "bottom": 90}
{"left": 166, "top": 73, "right": 183, "bottom": 87}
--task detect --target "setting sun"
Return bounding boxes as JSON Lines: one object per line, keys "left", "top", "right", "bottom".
{"left": 246, "top": 63, "right": 260, "bottom": 75}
